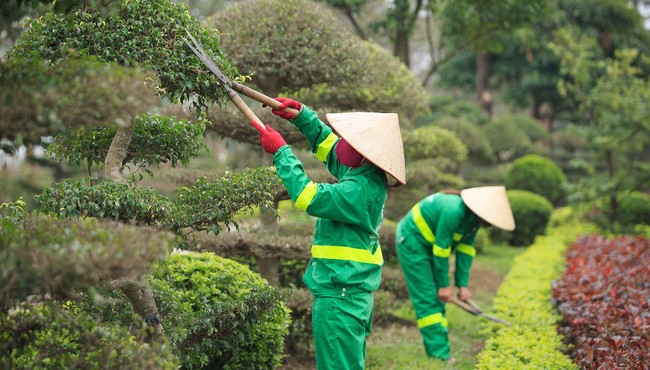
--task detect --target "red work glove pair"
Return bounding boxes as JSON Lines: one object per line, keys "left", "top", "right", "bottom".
{"left": 270, "top": 97, "right": 302, "bottom": 120}
{"left": 254, "top": 123, "right": 287, "bottom": 154}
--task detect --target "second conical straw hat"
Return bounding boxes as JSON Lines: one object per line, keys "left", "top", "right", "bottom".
{"left": 460, "top": 186, "right": 516, "bottom": 231}
{"left": 326, "top": 112, "right": 406, "bottom": 185}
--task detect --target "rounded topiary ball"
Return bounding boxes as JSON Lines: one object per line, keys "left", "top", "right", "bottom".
{"left": 505, "top": 154, "right": 567, "bottom": 205}
{"left": 151, "top": 251, "right": 290, "bottom": 370}
{"left": 491, "top": 190, "right": 554, "bottom": 247}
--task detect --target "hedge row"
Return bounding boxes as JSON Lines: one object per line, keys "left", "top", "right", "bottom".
{"left": 475, "top": 210, "right": 595, "bottom": 369}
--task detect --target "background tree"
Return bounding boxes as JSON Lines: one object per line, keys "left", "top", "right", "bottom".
{"left": 202, "top": 0, "right": 433, "bottom": 284}
{"left": 550, "top": 29, "right": 650, "bottom": 226}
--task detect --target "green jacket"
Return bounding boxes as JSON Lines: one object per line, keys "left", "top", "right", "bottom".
{"left": 272, "top": 105, "right": 388, "bottom": 297}
{"left": 398, "top": 193, "right": 479, "bottom": 288}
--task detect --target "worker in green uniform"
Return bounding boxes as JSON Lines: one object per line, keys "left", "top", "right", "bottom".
{"left": 395, "top": 186, "right": 515, "bottom": 361}
{"left": 255, "top": 97, "right": 406, "bottom": 369}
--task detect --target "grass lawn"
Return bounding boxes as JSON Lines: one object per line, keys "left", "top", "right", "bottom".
{"left": 364, "top": 243, "right": 524, "bottom": 370}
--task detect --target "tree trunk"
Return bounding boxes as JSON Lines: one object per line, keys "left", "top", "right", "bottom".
{"left": 606, "top": 149, "right": 618, "bottom": 224}
{"left": 120, "top": 279, "right": 164, "bottom": 337}
{"left": 476, "top": 52, "right": 492, "bottom": 117}
{"left": 257, "top": 197, "right": 281, "bottom": 286}
{"left": 104, "top": 119, "right": 134, "bottom": 182}
{"left": 394, "top": 29, "right": 411, "bottom": 68}
{"left": 103, "top": 118, "right": 164, "bottom": 339}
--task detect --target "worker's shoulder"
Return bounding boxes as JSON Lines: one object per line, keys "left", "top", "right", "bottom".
{"left": 427, "top": 193, "right": 465, "bottom": 213}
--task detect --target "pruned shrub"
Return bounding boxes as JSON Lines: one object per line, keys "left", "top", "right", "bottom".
{"left": 0, "top": 302, "right": 178, "bottom": 369}
{"left": 283, "top": 287, "right": 314, "bottom": 359}
{"left": 150, "top": 251, "right": 290, "bottom": 370}
{"left": 425, "top": 94, "right": 490, "bottom": 126}
{"left": 36, "top": 177, "right": 174, "bottom": 226}
{"left": 0, "top": 215, "right": 174, "bottom": 305}
{"left": 47, "top": 113, "right": 208, "bottom": 171}
{"left": 434, "top": 115, "right": 493, "bottom": 163}
{"left": 8, "top": 0, "right": 238, "bottom": 111}
{"left": 505, "top": 154, "right": 567, "bottom": 205}
{"left": 491, "top": 190, "right": 554, "bottom": 246}
{"left": 482, "top": 117, "right": 531, "bottom": 162}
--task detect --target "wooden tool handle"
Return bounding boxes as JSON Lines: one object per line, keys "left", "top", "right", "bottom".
{"left": 226, "top": 88, "right": 265, "bottom": 132}
{"left": 232, "top": 83, "right": 301, "bottom": 117}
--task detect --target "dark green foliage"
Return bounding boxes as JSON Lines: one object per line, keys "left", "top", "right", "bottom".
{"left": 0, "top": 57, "right": 157, "bottom": 141}
{"left": 492, "top": 190, "right": 554, "bottom": 246}
{"left": 0, "top": 215, "right": 175, "bottom": 306}
{"left": 36, "top": 178, "right": 174, "bottom": 226}
{"left": 7, "top": 0, "right": 238, "bottom": 111}
{"left": 207, "top": 0, "right": 430, "bottom": 123}
{"left": 174, "top": 167, "right": 283, "bottom": 233}
{"left": 150, "top": 251, "right": 290, "bottom": 369}
{"left": 482, "top": 116, "right": 532, "bottom": 162}
{"left": 402, "top": 125, "right": 468, "bottom": 164}
{"left": 47, "top": 113, "right": 209, "bottom": 172}
{"left": 425, "top": 94, "right": 490, "bottom": 126}
{"left": 35, "top": 167, "right": 283, "bottom": 234}
{"left": 0, "top": 302, "right": 178, "bottom": 369}
{"left": 590, "top": 192, "right": 650, "bottom": 229}
{"left": 505, "top": 154, "right": 567, "bottom": 205}
{"left": 614, "top": 192, "right": 650, "bottom": 226}
{"left": 434, "top": 116, "right": 493, "bottom": 163}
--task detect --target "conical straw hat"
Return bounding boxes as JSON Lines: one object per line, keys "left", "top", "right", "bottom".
{"left": 460, "top": 186, "right": 515, "bottom": 231}
{"left": 326, "top": 112, "right": 406, "bottom": 185}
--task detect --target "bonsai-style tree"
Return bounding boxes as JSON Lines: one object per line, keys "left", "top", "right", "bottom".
{"left": 2, "top": 0, "right": 290, "bottom": 367}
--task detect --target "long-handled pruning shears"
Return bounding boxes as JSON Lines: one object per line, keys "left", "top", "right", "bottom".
{"left": 450, "top": 297, "right": 511, "bottom": 326}
{"left": 182, "top": 29, "right": 300, "bottom": 132}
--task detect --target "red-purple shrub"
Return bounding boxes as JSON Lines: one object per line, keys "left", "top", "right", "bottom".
{"left": 552, "top": 235, "right": 650, "bottom": 370}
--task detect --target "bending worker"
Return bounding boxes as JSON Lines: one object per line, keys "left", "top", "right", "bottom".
{"left": 395, "top": 186, "right": 515, "bottom": 361}
{"left": 256, "top": 97, "right": 406, "bottom": 369}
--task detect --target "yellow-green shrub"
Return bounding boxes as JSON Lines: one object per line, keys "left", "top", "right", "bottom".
{"left": 476, "top": 218, "right": 595, "bottom": 369}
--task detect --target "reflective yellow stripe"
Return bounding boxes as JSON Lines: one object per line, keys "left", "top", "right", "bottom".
{"left": 412, "top": 204, "right": 435, "bottom": 243}
{"left": 453, "top": 233, "right": 462, "bottom": 242}
{"left": 311, "top": 245, "right": 384, "bottom": 265}
{"left": 417, "top": 313, "right": 448, "bottom": 329}
{"left": 315, "top": 133, "right": 338, "bottom": 162}
{"left": 456, "top": 243, "right": 476, "bottom": 257}
{"left": 295, "top": 181, "right": 317, "bottom": 211}
{"left": 433, "top": 244, "right": 451, "bottom": 258}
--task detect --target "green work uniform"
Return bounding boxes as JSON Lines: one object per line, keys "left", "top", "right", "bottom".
{"left": 272, "top": 105, "right": 388, "bottom": 369}
{"left": 395, "top": 193, "right": 479, "bottom": 360}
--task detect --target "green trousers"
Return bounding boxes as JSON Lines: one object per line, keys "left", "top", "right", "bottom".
{"left": 312, "top": 292, "right": 374, "bottom": 370}
{"left": 396, "top": 226, "right": 450, "bottom": 360}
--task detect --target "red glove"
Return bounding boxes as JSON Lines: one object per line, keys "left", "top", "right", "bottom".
{"left": 254, "top": 123, "right": 287, "bottom": 154}
{"left": 271, "top": 97, "right": 302, "bottom": 120}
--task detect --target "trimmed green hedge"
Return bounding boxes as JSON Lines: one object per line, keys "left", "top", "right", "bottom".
{"left": 476, "top": 214, "right": 595, "bottom": 369}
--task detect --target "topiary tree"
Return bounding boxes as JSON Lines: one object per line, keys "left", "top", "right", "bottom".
{"left": 505, "top": 154, "right": 567, "bottom": 206}
{"left": 491, "top": 189, "right": 554, "bottom": 247}
{"left": 2, "top": 0, "right": 290, "bottom": 366}
{"left": 204, "top": 0, "right": 431, "bottom": 144}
